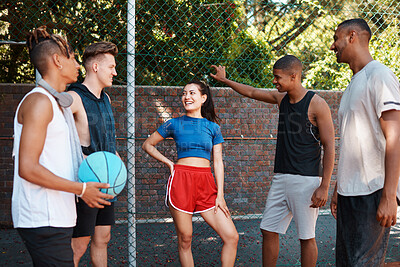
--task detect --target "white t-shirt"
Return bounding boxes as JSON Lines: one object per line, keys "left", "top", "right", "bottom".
{"left": 12, "top": 87, "right": 76, "bottom": 228}
{"left": 337, "top": 60, "right": 400, "bottom": 196}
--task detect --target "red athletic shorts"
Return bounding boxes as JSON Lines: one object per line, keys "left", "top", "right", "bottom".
{"left": 166, "top": 164, "right": 217, "bottom": 214}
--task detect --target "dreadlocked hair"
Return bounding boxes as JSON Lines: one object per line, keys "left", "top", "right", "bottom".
{"left": 26, "top": 26, "right": 73, "bottom": 75}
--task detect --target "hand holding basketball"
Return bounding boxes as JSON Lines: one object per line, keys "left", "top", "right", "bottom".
{"left": 78, "top": 151, "right": 127, "bottom": 197}
{"left": 80, "top": 182, "right": 114, "bottom": 208}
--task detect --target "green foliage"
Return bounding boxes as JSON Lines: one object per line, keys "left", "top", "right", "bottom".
{"left": 291, "top": 15, "right": 352, "bottom": 91}
{"left": 225, "top": 32, "right": 274, "bottom": 88}
{"left": 370, "top": 23, "right": 400, "bottom": 76}
{"left": 2, "top": 0, "right": 400, "bottom": 90}
{"left": 303, "top": 19, "right": 400, "bottom": 91}
{"left": 136, "top": 0, "right": 239, "bottom": 86}
{"left": 0, "top": 0, "right": 127, "bottom": 84}
{"left": 303, "top": 51, "right": 351, "bottom": 91}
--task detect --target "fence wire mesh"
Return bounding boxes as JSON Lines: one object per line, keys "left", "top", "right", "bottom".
{"left": 2, "top": 0, "right": 400, "bottom": 266}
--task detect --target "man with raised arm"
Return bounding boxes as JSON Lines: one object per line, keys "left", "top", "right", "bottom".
{"left": 211, "top": 55, "right": 335, "bottom": 267}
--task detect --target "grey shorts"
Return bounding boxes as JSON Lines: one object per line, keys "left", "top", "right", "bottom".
{"left": 260, "top": 173, "right": 321, "bottom": 240}
{"left": 336, "top": 189, "right": 391, "bottom": 267}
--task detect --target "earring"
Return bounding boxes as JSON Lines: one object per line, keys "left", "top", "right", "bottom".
{"left": 59, "top": 65, "right": 63, "bottom": 70}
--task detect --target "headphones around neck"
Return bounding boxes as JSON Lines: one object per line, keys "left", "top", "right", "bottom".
{"left": 37, "top": 79, "right": 73, "bottom": 108}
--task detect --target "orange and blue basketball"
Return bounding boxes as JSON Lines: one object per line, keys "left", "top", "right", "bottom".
{"left": 78, "top": 151, "right": 127, "bottom": 197}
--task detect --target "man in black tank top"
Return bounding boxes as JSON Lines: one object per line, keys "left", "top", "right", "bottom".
{"left": 67, "top": 42, "right": 119, "bottom": 267}
{"left": 211, "top": 55, "right": 335, "bottom": 267}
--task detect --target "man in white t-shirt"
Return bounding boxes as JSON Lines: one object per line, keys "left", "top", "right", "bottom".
{"left": 330, "top": 18, "right": 400, "bottom": 266}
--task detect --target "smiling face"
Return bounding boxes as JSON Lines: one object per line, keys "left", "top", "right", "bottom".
{"left": 272, "top": 68, "right": 294, "bottom": 92}
{"left": 93, "top": 53, "right": 117, "bottom": 88}
{"left": 330, "top": 26, "right": 351, "bottom": 63}
{"left": 181, "top": 83, "right": 207, "bottom": 113}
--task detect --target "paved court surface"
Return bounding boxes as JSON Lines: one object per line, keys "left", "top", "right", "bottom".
{"left": 1, "top": 214, "right": 400, "bottom": 266}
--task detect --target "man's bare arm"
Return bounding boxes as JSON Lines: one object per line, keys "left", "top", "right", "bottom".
{"left": 210, "top": 65, "right": 284, "bottom": 104}
{"left": 376, "top": 109, "right": 400, "bottom": 227}
{"left": 18, "top": 93, "right": 113, "bottom": 208}
{"left": 310, "top": 96, "right": 335, "bottom": 208}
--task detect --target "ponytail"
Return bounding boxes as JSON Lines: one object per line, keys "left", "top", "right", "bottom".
{"left": 187, "top": 80, "right": 219, "bottom": 123}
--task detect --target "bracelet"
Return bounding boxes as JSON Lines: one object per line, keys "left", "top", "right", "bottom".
{"left": 77, "top": 182, "right": 87, "bottom": 198}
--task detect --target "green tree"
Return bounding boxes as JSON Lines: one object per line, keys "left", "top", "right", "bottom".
{"left": 0, "top": 0, "right": 127, "bottom": 84}
{"left": 2, "top": 0, "right": 400, "bottom": 89}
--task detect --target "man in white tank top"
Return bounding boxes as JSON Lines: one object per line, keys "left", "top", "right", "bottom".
{"left": 13, "top": 26, "right": 113, "bottom": 267}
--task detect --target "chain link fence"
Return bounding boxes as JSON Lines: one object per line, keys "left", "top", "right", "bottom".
{"left": 2, "top": 0, "right": 400, "bottom": 266}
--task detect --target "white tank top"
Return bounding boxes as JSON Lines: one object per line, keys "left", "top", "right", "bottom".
{"left": 12, "top": 87, "right": 76, "bottom": 228}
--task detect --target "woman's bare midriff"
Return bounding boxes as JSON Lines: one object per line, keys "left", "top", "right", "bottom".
{"left": 176, "top": 157, "right": 210, "bottom": 167}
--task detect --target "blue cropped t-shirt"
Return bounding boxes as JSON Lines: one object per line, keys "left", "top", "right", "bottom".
{"left": 157, "top": 115, "right": 224, "bottom": 160}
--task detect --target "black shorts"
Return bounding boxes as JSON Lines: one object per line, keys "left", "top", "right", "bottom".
{"left": 336, "top": 189, "right": 391, "bottom": 267}
{"left": 17, "top": 226, "right": 74, "bottom": 267}
{"left": 72, "top": 198, "right": 115, "bottom": 238}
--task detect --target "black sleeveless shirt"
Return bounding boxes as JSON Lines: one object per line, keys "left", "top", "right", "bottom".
{"left": 68, "top": 83, "right": 116, "bottom": 156}
{"left": 274, "top": 91, "right": 321, "bottom": 176}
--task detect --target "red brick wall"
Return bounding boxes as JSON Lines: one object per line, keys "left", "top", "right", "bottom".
{"left": 135, "top": 86, "right": 341, "bottom": 220}
{"left": 0, "top": 84, "right": 342, "bottom": 227}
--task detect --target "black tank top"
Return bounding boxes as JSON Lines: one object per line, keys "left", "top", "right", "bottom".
{"left": 274, "top": 91, "right": 321, "bottom": 176}
{"left": 68, "top": 83, "right": 116, "bottom": 156}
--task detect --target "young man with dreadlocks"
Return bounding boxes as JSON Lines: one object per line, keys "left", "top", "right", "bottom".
{"left": 12, "top": 26, "right": 112, "bottom": 266}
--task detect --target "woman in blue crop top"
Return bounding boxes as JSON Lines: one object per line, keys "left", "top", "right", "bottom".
{"left": 142, "top": 80, "right": 238, "bottom": 266}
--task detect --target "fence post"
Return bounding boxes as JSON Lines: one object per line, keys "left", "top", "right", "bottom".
{"left": 127, "top": 0, "right": 136, "bottom": 266}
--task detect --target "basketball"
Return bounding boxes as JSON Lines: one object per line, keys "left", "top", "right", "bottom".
{"left": 78, "top": 151, "right": 127, "bottom": 197}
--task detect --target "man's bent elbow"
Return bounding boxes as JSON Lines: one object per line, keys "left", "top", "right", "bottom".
{"left": 18, "top": 163, "right": 36, "bottom": 182}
